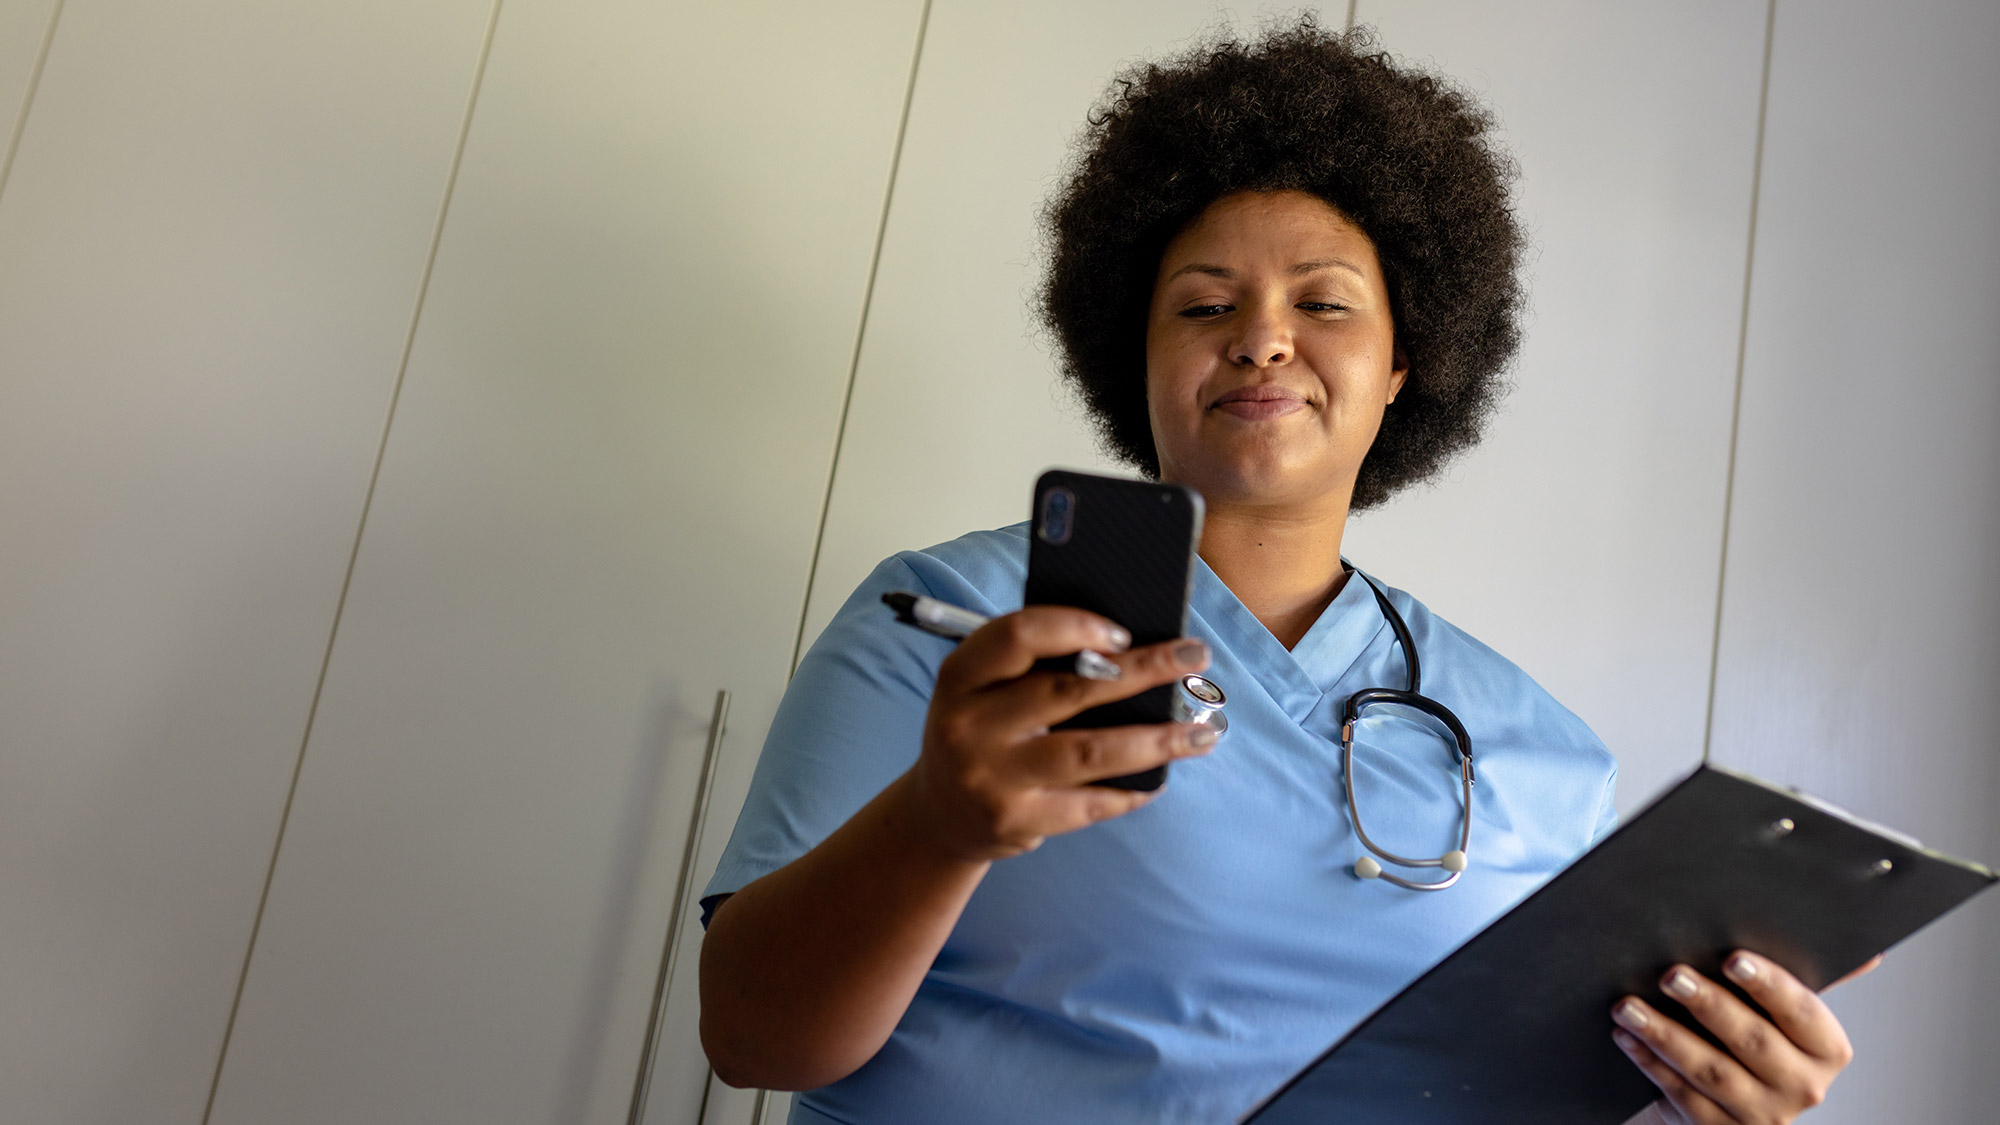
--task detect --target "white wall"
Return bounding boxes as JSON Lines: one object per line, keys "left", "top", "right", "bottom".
{"left": 0, "top": 1, "right": 57, "bottom": 141}
{"left": 200, "top": 3, "right": 923, "bottom": 1124}
{"left": 0, "top": 2, "right": 1990, "bottom": 1123}
{"left": 1705, "top": 1, "right": 2000, "bottom": 1120}
{"left": 1342, "top": 0, "right": 1766, "bottom": 817}
{"left": 0, "top": 2, "right": 493, "bottom": 1119}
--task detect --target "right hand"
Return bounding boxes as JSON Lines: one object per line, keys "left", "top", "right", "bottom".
{"left": 905, "top": 606, "right": 1216, "bottom": 862}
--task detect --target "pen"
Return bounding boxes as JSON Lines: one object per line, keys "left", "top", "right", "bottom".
{"left": 881, "top": 591, "right": 1123, "bottom": 681}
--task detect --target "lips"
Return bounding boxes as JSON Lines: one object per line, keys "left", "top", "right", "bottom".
{"left": 1209, "top": 384, "right": 1310, "bottom": 420}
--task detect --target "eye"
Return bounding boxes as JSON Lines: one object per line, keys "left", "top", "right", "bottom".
{"left": 1297, "top": 301, "right": 1351, "bottom": 314}
{"left": 1177, "top": 303, "right": 1232, "bottom": 318}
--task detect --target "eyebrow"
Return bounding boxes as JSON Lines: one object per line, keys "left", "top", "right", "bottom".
{"left": 1166, "top": 258, "right": 1366, "bottom": 281}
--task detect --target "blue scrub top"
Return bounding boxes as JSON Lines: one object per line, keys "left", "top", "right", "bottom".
{"left": 703, "top": 524, "right": 1618, "bottom": 1125}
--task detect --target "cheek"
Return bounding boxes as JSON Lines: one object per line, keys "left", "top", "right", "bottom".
{"left": 1320, "top": 339, "right": 1400, "bottom": 408}
{"left": 1142, "top": 371, "right": 1192, "bottom": 462}
{"left": 1143, "top": 344, "right": 1202, "bottom": 425}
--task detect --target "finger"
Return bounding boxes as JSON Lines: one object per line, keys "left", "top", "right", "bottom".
{"left": 1021, "top": 720, "right": 1220, "bottom": 788}
{"left": 1612, "top": 1028, "right": 1733, "bottom": 1125}
{"left": 935, "top": 606, "right": 1134, "bottom": 696}
{"left": 958, "top": 635, "right": 1211, "bottom": 735}
{"left": 1612, "top": 997, "right": 1763, "bottom": 1115}
{"left": 1720, "top": 951, "right": 1854, "bottom": 1064}
{"left": 1009, "top": 778, "right": 1164, "bottom": 840}
{"left": 1829, "top": 954, "right": 1883, "bottom": 991}
{"left": 1655, "top": 964, "right": 1810, "bottom": 1091}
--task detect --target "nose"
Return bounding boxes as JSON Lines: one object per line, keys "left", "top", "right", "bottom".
{"left": 1230, "top": 301, "right": 1293, "bottom": 368}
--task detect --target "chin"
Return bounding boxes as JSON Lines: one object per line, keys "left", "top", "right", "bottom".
{"left": 1180, "top": 456, "right": 1349, "bottom": 511}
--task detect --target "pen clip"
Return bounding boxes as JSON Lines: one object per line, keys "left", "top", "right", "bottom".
{"left": 881, "top": 590, "right": 989, "bottom": 641}
{"left": 881, "top": 591, "right": 922, "bottom": 627}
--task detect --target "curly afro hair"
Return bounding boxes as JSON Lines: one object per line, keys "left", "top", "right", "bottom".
{"left": 1039, "top": 17, "right": 1525, "bottom": 510}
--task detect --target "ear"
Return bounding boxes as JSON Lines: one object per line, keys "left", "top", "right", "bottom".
{"left": 1386, "top": 342, "right": 1410, "bottom": 404}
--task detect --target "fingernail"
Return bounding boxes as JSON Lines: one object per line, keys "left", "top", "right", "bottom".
{"left": 1174, "top": 639, "right": 1209, "bottom": 666}
{"left": 1102, "top": 624, "right": 1132, "bottom": 652}
{"left": 1188, "top": 726, "right": 1220, "bottom": 749}
{"left": 1611, "top": 1027, "right": 1638, "bottom": 1051}
{"left": 1662, "top": 968, "right": 1698, "bottom": 1001}
{"left": 1614, "top": 1000, "right": 1649, "bottom": 1031}
{"left": 1073, "top": 650, "right": 1122, "bottom": 681}
{"left": 1725, "top": 953, "right": 1759, "bottom": 983}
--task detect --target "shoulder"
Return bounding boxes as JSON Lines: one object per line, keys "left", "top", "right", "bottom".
{"left": 888, "top": 522, "right": 1031, "bottom": 616}
{"left": 796, "top": 522, "right": 1031, "bottom": 683}
{"left": 702, "top": 526, "right": 1035, "bottom": 903}
{"left": 1371, "top": 579, "right": 1596, "bottom": 731}
{"left": 1366, "top": 575, "right": 1619, "bottom": 817}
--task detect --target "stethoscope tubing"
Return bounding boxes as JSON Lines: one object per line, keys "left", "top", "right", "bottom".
{"left": 1166, "top": 565, "right": 1477, "bottom": 892}
{"left": 1340, "top": 567, "right": 1477, "bottom": 892}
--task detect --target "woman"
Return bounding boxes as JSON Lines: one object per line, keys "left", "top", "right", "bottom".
{"left": 699, "top": 21, "right": 1860, "bottom": 1124}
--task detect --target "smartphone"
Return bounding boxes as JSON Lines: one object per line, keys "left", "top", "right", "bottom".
{"left": 1024, "top": 469, "right": 1204, "bottom": 791}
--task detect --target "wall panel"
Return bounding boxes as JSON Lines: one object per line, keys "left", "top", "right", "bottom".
{"left": 798, "top": 0, "right": 1338, "bottom": 649}
{"left": 0, "top": 1, "right": 57, "bottom": 162}
{"left": 1346, "top": 0, "right": 1766, "bottom": 813}
{"left": 206, "top": 2, "right": 923, "bottom": 1123}
{"left": 0, "top": 1, "right": 495, "bottom": 1121}
{"left": 1707, "top": 1, "right": 2000, "bottom": 1120}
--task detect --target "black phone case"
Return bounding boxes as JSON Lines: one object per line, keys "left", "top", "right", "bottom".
{"left": 1024, "top": 470, "right": 1204, "bottom": 791}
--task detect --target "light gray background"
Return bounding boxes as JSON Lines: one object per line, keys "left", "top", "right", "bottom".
{"left": 0, "top": 2, "right": 1991, "bottom": 1123}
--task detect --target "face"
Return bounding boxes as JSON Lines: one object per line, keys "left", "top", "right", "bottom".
{"left": 1145, "top": 190, "right": 1407, "bottom": 513}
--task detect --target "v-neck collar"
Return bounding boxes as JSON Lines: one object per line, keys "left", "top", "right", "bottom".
{"left": 1188, "top": 556, "right": 1392, "bottom": 722}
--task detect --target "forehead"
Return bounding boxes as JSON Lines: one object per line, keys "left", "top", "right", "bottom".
{"left": 1156, "top": 189, "right": 1380, "bottom": 279}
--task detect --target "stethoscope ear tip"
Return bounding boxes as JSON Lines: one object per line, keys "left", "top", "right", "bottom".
{"left": 1442, "top": 850, "right": 1468, "bottom": 873}
{"left": 1353, "top": 855, "right": 1383, "bottom": 880}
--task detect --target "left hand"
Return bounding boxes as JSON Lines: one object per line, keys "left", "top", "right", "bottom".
{"left": 1611, "top": 950, "right": 1880, "bottom": 1124}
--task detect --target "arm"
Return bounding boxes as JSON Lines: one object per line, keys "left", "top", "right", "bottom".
{"left": 698, "top": 773, "right": 986, "bottom": 1091}
{"left": 699, "top": 607, "right": 1215, "bottom": 1091}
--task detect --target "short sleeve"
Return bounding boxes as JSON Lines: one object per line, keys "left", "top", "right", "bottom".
{"left": 698, "top": 554, "right": 959, "bottom": 926}
{"left": 1589, "top": 763, "right": 1620, "bottom": 845}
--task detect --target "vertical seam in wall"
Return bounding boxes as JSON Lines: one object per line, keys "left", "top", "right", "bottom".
{"left": 787, "top": 0, "right": 934, "bottom": 676}
{"left": 1344, "top": 0, "right": 1358, "bottom": 34}
{"left": 198, "top": 2, "right": 505, "bottom": 1119}
{"left": 1700, "top": 0, "right": 1778, "bottom": 766}
{"left": 0, "top": 0, "right": 64, "bottom": 210}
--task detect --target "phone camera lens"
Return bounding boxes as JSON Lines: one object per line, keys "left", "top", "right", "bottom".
{"left": 1038, "top": 487, "right": 1076, "bottom": 545}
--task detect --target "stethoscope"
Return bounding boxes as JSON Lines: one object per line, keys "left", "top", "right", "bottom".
{"left": 1172, "top": 565, "right": 1476, "bottom": 892}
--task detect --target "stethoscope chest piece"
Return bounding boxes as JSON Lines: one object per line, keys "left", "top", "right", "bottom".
{"left": 1172, "top": 674, "right": 1228, "bottom": 737}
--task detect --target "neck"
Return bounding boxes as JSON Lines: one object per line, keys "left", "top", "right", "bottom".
{"left": 1196, "top": 494, "right": 1352, "bottom": 650}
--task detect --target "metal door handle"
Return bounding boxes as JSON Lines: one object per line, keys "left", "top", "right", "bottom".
{"left": 628, "top": 689, "right": 731, "bottom": 1125}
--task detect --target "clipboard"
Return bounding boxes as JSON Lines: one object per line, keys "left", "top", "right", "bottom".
{"left": 1242, "top": 764, "right": 1997, "bottom": 1124}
